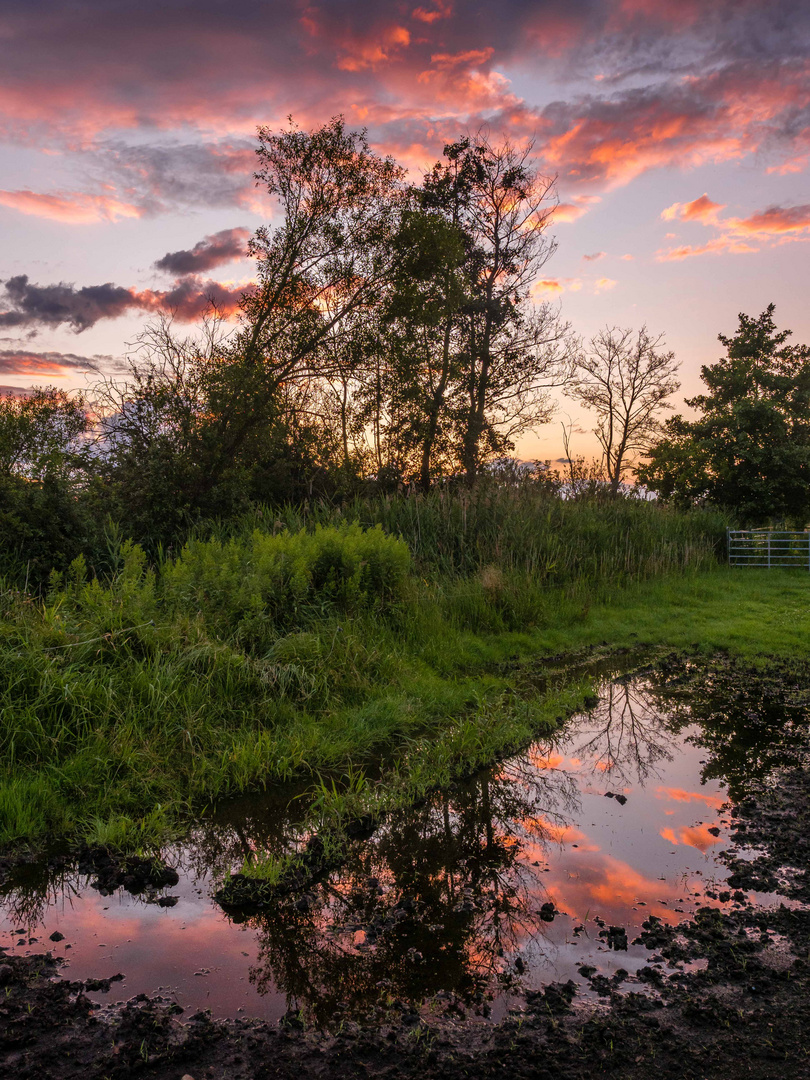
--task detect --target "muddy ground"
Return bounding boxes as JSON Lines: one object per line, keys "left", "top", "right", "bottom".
{"left": 3, "top": 658, "right": 810, "bottom": 1080}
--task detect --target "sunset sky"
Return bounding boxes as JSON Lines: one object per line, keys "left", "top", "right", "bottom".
{"left": 1, "top": 0, "right": 808, "bottom": 461}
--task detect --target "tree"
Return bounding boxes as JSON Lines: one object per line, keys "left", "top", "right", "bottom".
{"left": 413, "top": 133, "right": 571, "bottom": 484}
{"left": 638, "top": 306, "right": 810, "bottom": 522}
{"left": 0, "top": 388, "right": 99, "bottom": 586}
{"left": 569, "top": 326, "right": 679, "bottom": 494}
{"left": 0, "top": 386, "right": 89, "bottom": 481}
{"left": 231, "top": 117, "right": 404, "bottom": 452}
{"left": 88, "top": 118, "right": 406, "bottom": 538}
{"left": 380, "top": 206, "right": 469, "bottom": 488}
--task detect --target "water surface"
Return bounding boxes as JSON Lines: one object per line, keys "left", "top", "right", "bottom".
{"left": 0, "top": 666, "right": 797, "bottom": 1024}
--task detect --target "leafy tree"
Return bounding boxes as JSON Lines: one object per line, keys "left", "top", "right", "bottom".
{"left": 426, "top": 136, "right": 570, "bottom": 483}
{"left": 639, "top": 306, "right": 810, "bottom": 522}
{"left": 0, "top": 387, "right": 89, "bottom": 480}
{"left": 90, "top": 119, "right": 406, "bottom": 540}
{"left": 380, "top": 206, "right": 470, "bottom": 487}
{"left": 569, "top": 326, "right": 679, "bottom": 495}
{"left": 0, "top": 388, "right": 100, "bottom": 586}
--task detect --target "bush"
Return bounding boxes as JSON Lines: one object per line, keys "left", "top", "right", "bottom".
{"left": 162, "top": 523, "right": 411, "bottom": 649}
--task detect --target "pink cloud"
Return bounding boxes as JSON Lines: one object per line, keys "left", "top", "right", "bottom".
{"left": 656, "top": 236, "right": 758, "bottom": 261}
{"left": 0, "top": 189, "right": 141, "bottom": 224}
{"left": 661, "top": 193, "right": 726, "bottom": 224}
{"left": 729, "top": 203, "right": 810, "bottom": 237}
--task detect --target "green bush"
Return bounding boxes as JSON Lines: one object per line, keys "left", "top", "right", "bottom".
{"left": 162, "top": 523, "right": 411, "bottom": 649}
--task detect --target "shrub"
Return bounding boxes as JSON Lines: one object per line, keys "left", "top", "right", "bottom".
{"left": 162, "top": 523, "right": 411, "bottom": 649}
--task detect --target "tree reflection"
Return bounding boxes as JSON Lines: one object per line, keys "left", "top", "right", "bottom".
{"left": 554, "top": 678, "right": 680, "bottom": 787}
{"left": 643, "top": 657, "right": 810, "bottom": 801}
{"left": 220, "top": 762, "right": 581, "bottom": 1027}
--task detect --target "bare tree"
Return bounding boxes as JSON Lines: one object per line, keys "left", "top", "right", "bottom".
{"left": 569, "top": 326, "right": 680, "bottom": 494}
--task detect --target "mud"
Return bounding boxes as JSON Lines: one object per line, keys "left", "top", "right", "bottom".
{"left": 3, "top": 652, "right": 810, "bottom": 1080}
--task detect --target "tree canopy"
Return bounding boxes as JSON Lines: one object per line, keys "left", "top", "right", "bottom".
{"left": 639, "top": 306, "right": 810, "bottom": 523}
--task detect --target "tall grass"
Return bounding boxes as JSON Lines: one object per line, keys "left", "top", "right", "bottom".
{"left": 236, "top": 484, "right": 728, "bottom": 586}
{"left": 0, "top": 488, "right": 729, "bottom": 852}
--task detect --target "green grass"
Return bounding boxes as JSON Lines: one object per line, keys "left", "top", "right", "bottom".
{"left": 0, "top": 491, "right": 806, "bottom": 857}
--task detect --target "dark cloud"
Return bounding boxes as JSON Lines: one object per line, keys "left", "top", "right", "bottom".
{"left": 0, "top": 274, "right": 250, "bottom": 332}
{"left": 154, "top": 228, "right": 251, "bottom": 275}
{"left": 151, "top": 276, "right": 252, "bottom": 321}
{"left": 0, "top": 276, "right": 141, "bottom": 331}
{"left": 0, "top": 0, "right": 806, "bottom": 221}
{"left": 0, "top": 1, "right": 806, "bottom": 154}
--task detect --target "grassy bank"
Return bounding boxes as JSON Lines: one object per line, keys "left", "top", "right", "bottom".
{"left": 2, "top": 490, "right": 806, "bottom": 857}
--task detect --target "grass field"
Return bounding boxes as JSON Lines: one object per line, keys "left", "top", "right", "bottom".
{"left": 1, "top": 490, "right": 806, "bottom": 858}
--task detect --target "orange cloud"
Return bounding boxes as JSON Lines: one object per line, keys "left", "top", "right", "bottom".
{"left": 552, "top": 202, "right": 588, "bottom": 223}
{"left": 0, "top": 349, "right": 106, "bottom": 376}
{"left": 660, "top": 824, "right": 723, "bottom": 853}
{"left": 529, "top": 750, "right": 566, "bottom": 768}
{"left": 530, "top": 277, "right": 583, "bottom": 297}
{"left": 656, "top": 786, "right": 725, "bottom": 810}
{"left": 337, "top": 25, "right": 411, "bottom": 71}
{"left": 412, "top": 2, "right": 452, "bottom": 23}
{"left": 594, "top": 276, "right": 616, "bottom": 292}
{"left": 656, "top": 236, "right": 758, "bottom": 261}
{"left": 525, "top": 817, "right": 600, "bottom": 852}
{"left": 0, "top": 189, "right": 142, "bottom": 224}
{"left": 427, "top": 48, "right": 494, "bottom": 69}
{"left": 661, "top": 193, "right": 726, "bottom": 224}
{"left": 728, "top": 203, "right": 810, "bottom": 237}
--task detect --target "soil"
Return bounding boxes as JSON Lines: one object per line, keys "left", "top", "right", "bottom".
{"left": 3, "top": 655, "right": 810, "bottom": 1080}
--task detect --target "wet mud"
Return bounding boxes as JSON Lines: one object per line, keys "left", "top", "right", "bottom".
{"left": 3, "top": 652, "right": 810, "bottom": 1079}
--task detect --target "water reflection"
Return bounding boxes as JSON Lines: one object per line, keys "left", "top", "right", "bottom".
{"left": 238, "top": 762, "right": 581, "bottom": 1025}
{"left": 557, "top": 678, "right": 679, "bottom": 785}
{"left": 1, "top": 662, "right": 803, "bottom": 1025}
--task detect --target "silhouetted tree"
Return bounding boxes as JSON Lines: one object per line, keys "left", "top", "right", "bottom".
{"left": 569, "top": 326, "right": 679, "bottom": 495}
{"left": 639, "top": 306, "right": 810, "bottom": 522}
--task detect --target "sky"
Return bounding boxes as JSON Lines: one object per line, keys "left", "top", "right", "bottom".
{"left": 1, "top": 0, "right": 809, "bottom": 462}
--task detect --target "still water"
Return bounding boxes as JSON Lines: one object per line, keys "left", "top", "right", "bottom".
{"left": 0, "top": 664, "right": 798, "bottom": 1025}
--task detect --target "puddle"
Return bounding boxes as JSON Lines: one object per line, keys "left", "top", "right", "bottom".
{"left": 0, "top": 665, "right": 803, "bottom": 1026}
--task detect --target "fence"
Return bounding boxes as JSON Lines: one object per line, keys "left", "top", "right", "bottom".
{"left": 727, "top": 529, "right": 810, "bottom": 569}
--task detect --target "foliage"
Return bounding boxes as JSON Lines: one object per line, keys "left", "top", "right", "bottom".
{"left": 0, "top": 388, "right": 104, "bottom": 588}
{"left": 639, "top": 306, "right": 810, "bottom": 523}
{"left": 0, "top": 387, "right": 90, "bottom": 481}
{"left": 419, "top": 135, "right": 572, "bottom": 483}
{"left": 0, "top": 497, "right": 727, "bottom": 850}
{"left": 162, "top": 523, "right": 411, "bottom": 649}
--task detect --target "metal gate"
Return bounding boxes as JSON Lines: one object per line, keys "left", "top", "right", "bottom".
{"left": 727, "top": 529, "right": 810, "bottom": 569}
